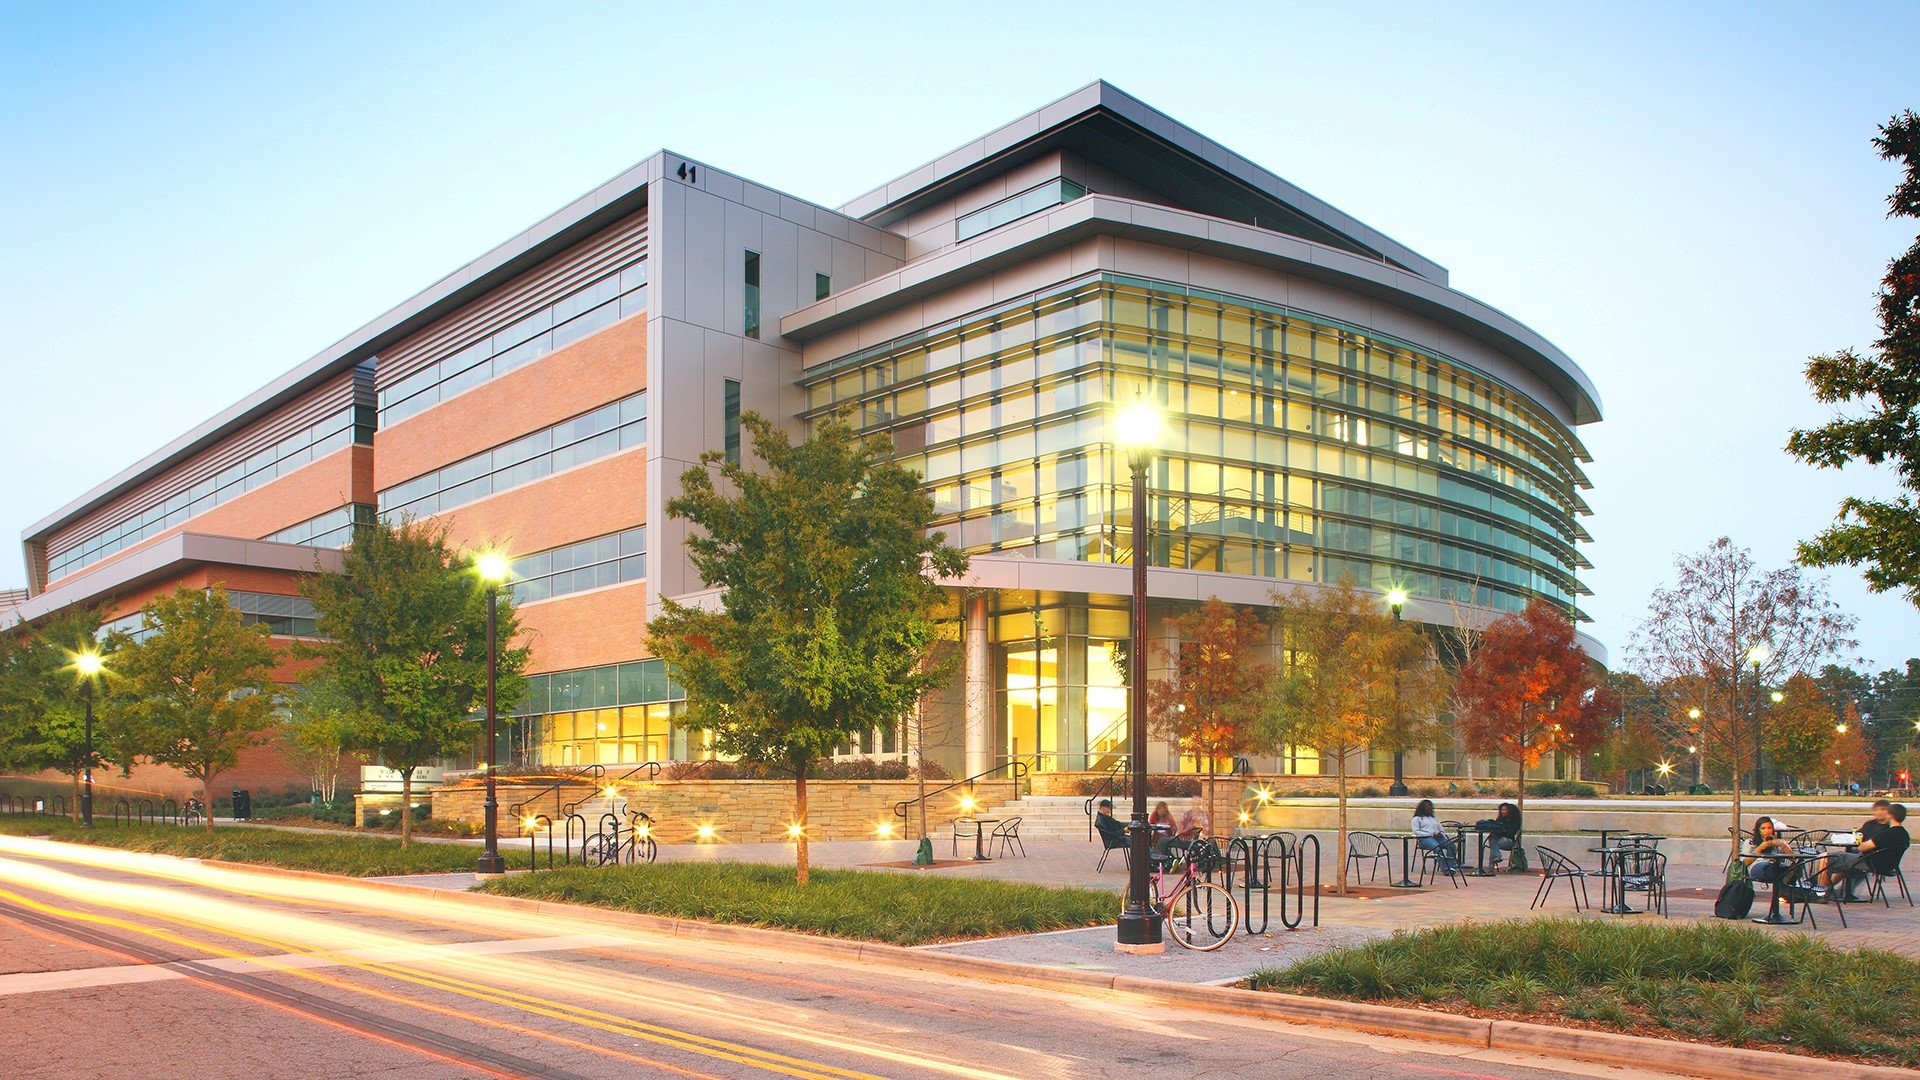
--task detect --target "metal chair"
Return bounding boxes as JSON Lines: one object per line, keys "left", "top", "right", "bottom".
{"left": 1347, "top": 831, "right": 1390, "bottom": 884}
{"left": 1619, "top": 848, "right": 1668, "bottom": 916}
{"left": 951, "top": 817, "right": 982, "bottom": 857}
{"left": 990, "top": 816, "right": 1025, "bottom": 858}
{"left": 1094, "top": 816, "right": 1131, "bottom": 871}
{"left": 1418, "top": 834, "right": 1466, "bottom": 888}
{"left": 1531, "top": 845, "right": 1590, "bottom": 912}
{"left": 1864, "top": 850, "right": 1913, "bottom": 907}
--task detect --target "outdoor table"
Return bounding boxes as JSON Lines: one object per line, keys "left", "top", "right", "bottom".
{"left": 1816, "top": 839, "right": 1865, "bottom": 900}
{"left": 1378, "top": 832, "right": 1423, "bottom": 888}
{"left": 1589, "top": 846, "right": 1644, "bottom": 915}
{"left": 1462, "top": 828, "right": 1497, "bottom": 876}
{"left": 1750, "top": 851, "right": 1821, "bottom": 925}
{"left": 968, "top": 818, "right": 1000, "bottom": 862}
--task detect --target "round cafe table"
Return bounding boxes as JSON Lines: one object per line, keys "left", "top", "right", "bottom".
{"left": 1378, "top": 832, "right": 1423, "bottom": 888}
{"left": 1751, "top": 851, "right": 1821, "bottom": 925}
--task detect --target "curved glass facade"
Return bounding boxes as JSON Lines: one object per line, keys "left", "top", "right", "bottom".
{"left": 804, "top": 274, "right": 1590, "bottom": 616}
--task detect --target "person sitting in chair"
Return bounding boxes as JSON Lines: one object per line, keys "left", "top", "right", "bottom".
{"left": 1741, "top": 816, "right": 1795, "bottom": 885}
{"left": 1412, "top": 799, "right": 1458, "bottom": 874}
{"left": 1094, "top": 798, "right": 1128, "bottom": 844}
{"left": 1485, "top": 802, "right": 1522, "bottom": 870}
{"left": 1820, "top": 803, "right": 1909, "bottom": 896}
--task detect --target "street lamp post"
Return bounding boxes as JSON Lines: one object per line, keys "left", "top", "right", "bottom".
{"left": 1770, "top": 690, "right": 1786, "bottom": 794}
{"left": 1687, "top": 707, "right": 1702, "bottom": 788}
{"left": 1115, "top": 401, "right": 1163, "bottom": 954}
{"left": 1746, "top": 643, "right": 1771, "bottom": 797}
{"left": 74, "top": 651, "right": 103, "bottom": 828}
{"left": 476, "top": 551, "right": 510, "bottom": 875}
{"left": 1385, "top": 588, "right": 1408, "bottom": 798}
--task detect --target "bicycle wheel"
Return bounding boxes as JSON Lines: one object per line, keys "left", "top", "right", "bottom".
{"left": 1165, "top": 881, "right": 1238, "bottom": 951}
{"left": 640, "top": 836, "right": 658, "bottom": 863}
{"left": 582, "top": 835, "right": 611, "bottom": 866}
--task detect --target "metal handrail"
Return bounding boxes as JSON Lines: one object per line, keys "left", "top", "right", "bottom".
{"left": 506, "top": 764, "right": 606, "bottom": 821}
{"left": 893, "top": 758, "right": 1031, "bottom": 823}
{"left": 1080, "top": 756, "right": 1131, "bottom": 841}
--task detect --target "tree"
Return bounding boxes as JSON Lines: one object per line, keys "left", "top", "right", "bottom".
{"left": 1764, "top": 673, "right": 1841, "bottom": 787}
{"left": 110, "top": 586, "right": 278, "bottom": 832}
{"left": 1788, "top": 111, "right": 1920, "bottom": 604}
{"left": 1588, "top": 674, "right": 1666, "bottom": 792}
{"left": 1146, "top": 598, "right": 1274, "bottom": 829}
{"left": 1629, "top": 538, "right": 1856, "bottom": 855}
{"left": 646, "top": 413, "right": 968, "bottom": 884}
{"left": 279, "top": 681, "right": 358, "bottom": 807}
{"left": 301, "top": 520, "right": 528, "bottom": 847}
{"left": 1455, "top": 599, "right": 1612, "bottom": 814}
{"left": 0, "top": 607, "right": 115, "bottom": 819}
{"left": 1263, "top": 580, "right": 1447, "bottom": 893}
{"left": 1863, "top": 659, "right": 1920, "bottom": 785}
{"left": 1826, "top": 720, "right": 1873, "bottom": 792}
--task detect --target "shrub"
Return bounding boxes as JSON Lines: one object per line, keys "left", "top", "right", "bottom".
{"left": 1525, "top": 780, "right": 1599, "bottom": 798}
{"left": 1354, "top": 785, "right": 1385, "bottom": 798}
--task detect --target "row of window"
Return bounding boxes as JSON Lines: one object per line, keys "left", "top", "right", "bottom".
{"left": 378, "top": 258, "right": 649, "bottom": 426}
{"left": 263, "top": 504, "right": 375, "bottom": 549}
{"left": 48, "top": 404, "right": 374, "bottom": 582}
{"left": 508, "top": 528, "right": 646, "bottom": 605}
{"left": 510, "top": 657, "right": 684, "bottom": 718}
{"left": 956, "top": 177, "right": 1089, "bottom": 241}
{"left": 378, "top": 392, "right": 648, "bottom": 519}
{"left": 98, "top": 589, "right": 321, "bottom": 642}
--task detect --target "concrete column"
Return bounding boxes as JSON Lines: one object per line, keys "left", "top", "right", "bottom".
{"left": 964, "top": 594, "right": 992, "bottom": 777}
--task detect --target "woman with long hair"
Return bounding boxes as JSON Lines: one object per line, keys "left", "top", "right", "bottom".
{"left": 1487, "top": 801, "right": 1522, "bottom": 870}
{"left": 1412, "top": 798, "right": 1457, "bottom": 874}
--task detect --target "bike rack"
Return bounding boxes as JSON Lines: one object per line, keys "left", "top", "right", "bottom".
{"left": 529, "top": 814, "right": 555, "bottom": 870}
{"left": 112, "top": 798, "right": 130, "bottom": 826}
{"left": 564, "top": 813, "right": 589, "bottom": 866}
{"left": 136, "top": 798, "right": 156, "bottom": 825}
{"left": 626, "top": 811, "right": 658, "bottom": 864}
{"left": 1277, "top": 833, "right": 1320, "bottom": 929}
{"left": 596, "top": 812, "right": 620, "bottom": 866}
{"left": 49, "top": 794, "right": 68, "bottom": 817}
{"left": 161, "top": 798, "right": 178, "bottom": 825}
{"left": 0, "top": 795, "right": 21, "bottom": 814}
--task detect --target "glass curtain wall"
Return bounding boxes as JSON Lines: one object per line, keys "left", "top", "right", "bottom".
{"left": 802, "top": 274, "right": 1589, "bottom": 617}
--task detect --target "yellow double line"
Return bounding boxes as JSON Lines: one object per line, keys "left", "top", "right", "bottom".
{"left": 0, "top": 884, "right": 884, "bottom": 1080}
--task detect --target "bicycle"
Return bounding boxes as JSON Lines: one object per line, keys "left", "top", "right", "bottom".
{"left": 181, "top": 798, "right": 204, "bottom": 827}
{"left": 1124, "top": 837, "right": 1239, "bottom": 951}
{"left": 625, "top": 810, "right": 659, "bottom": 864}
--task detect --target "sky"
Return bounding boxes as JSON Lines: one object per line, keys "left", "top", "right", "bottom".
{"left": 2, "top": 2, "right": 1917, "bottom": 669}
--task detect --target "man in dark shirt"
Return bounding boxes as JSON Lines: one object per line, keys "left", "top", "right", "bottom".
{"left": 1822, "top": 803, "right": 1909, "bottom": 897}
{"left": 1859, "top": 799, "right": 1892, "bottom": 846}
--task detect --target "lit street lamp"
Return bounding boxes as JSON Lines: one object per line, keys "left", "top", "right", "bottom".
{"left": 1385, "top": 587, "right": 1409, "bottom": 797}
{"left": 475, "top": 550, "right": 510, "bottom": 876}
{"left": 1745, "top": 642, "right": 1772, "bottom": 796}
{"left": 1114, "top": 400, "right": 1163, "bottom": 954}
{"left": 1687, "top": 707, "right": 1702, "bottom": 787}
{"left": 73, "top": 650, "right": 103, "bottom": 828}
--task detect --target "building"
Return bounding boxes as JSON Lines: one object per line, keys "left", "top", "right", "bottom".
{"left": 9, "top": 82, "right": 1601, "bottom": 790}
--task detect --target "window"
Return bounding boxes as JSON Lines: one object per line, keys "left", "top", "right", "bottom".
{"left": 378, "top": 392, "right": 647, "bottom": 519}
{"left": 508, "top": 527, "right": 646, "bottom": 604}
{"left": 723, "top": 379, "right": 741, "bottom": 465}
{"left": 377, "top": 258, "right": 647, "bottom": 426}
{"left": 955, "top": 178, "right": 1089, "bottom": 242}
{"left": 743, "top": 251, "right": 760, "bottom": 339}
{"left": 263, "top": 504, "right": 374, "bottom": 548}
{"left": 815, "top": 273, "right": 831, "bottom": 301}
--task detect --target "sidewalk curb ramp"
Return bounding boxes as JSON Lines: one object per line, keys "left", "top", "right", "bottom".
{"left": 184, "top": 857, "right": 1908, "bottom": 1080}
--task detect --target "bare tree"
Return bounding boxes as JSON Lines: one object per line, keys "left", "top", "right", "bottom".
{"left": 1628, "top": 538, "right": 1856, "bottom": 855}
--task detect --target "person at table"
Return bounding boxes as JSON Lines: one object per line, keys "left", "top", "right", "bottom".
{"left": 1149, "top": 801, "right": 1182, "bottom": 856}
{"left": 1857, "top": 799, "right": 1893, "bottom": 846}
{"left": 1176, "top": 805, "right": 1209, "bottom": 842}
{"left": 1485, "top": 802, "right": 1522, "bottom": 870}
{"left": 1820, "top": 803, "right": 1909, "bottom": 895}
{"left": 1741, "top": 816, "right": 1796, "bottom": 884}
{"left": 1412, "top": 799, "right": 1458, "bottom": 874}
{"left": 1093, "top": 798, "right": 1129, "bottom": 845}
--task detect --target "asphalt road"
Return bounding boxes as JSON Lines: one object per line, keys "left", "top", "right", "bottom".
{"left": 0, "top": 836, "right": 1693, "bottom": 1080}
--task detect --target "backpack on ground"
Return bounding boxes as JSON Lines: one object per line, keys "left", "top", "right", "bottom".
{"left": 914, "top": 838, "right": 934, "bottom": 866}
{"left": 1508, "top": 846, "right": 1529, "bottom": 873}
{"left": 1713, "top": 877, "right": 1755, "bottom": 919}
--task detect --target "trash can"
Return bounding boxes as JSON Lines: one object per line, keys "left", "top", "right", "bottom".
{"left": 231, "top": 788, "right": 251, "bottom": 821}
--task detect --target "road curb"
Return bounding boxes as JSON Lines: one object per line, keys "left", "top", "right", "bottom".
{"left": 174, "top": 856, "right": 1904, "bottom": 1080}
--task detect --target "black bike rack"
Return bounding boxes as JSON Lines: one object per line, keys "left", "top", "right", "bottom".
{"left": 564, "top": 813, "right": 589, "bottom": 866}
{"left": 626, "top": 811, "right": 658, "bottom": 864}
{"left": 135, "top": 798, "right": 156, "bottom": 825}
{"left": 594, "top": 812, "right": 621, "bottom": 866}
{"left": 1277, "top": 833, "right": 1320, "bottom": 930}
{"left": 112, "top": 798, "right": 130, "bottom": 826}
{"left": 161, "top": 798, "right": 178, "bottom": 825}
{"left": 529, "top": 814, "right": 555, "bottom": 869}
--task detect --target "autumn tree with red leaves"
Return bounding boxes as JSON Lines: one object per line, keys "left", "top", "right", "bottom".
{"left": 1455, "top": 600, "right": 1611, "bottom": 813}
{"left": 1147, "top": 598, "right": 1274, "bottom": 830}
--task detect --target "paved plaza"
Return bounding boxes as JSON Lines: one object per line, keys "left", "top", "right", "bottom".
{"left": 362, "top": 831, "right": 1920, "bottom": 984}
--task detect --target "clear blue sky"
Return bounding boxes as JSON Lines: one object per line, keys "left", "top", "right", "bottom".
{"left": 3, "top": 2, "right": 1917, "bottom": 669}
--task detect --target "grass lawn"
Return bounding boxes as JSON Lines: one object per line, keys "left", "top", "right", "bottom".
{"left": 0, "top": 816, "right": 526, "bottom": 876}
{"left": 1249, "top": 918, "right": 1920, "bottom": 1067}
{"left": 476, "top": 861, "right": 1116, "bottom": 946}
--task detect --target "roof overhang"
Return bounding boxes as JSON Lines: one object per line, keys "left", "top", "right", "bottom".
{"left": 781, "top": 194, "right": 1602, "bottom": 425}
{"left": 1, "top": 533, "right": 343, "bottom": 631}
{"left": 838, "top": 80, "right": 1449, "bottom": 286}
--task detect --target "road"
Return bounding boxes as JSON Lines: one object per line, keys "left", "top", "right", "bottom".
{"left": 0, "top": 835, "right": 1691, "bottom": 1080}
